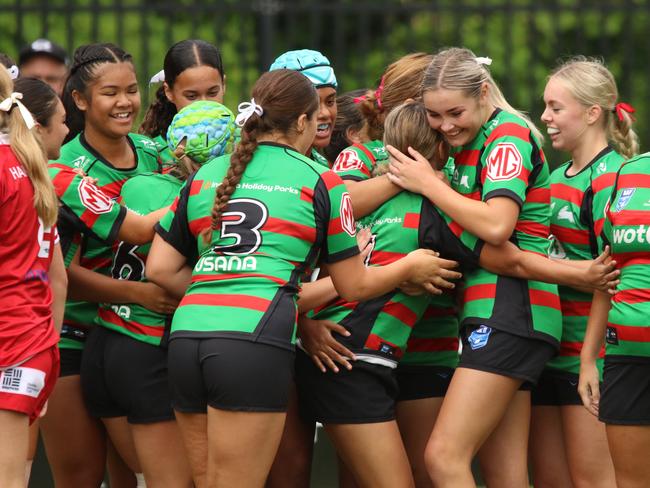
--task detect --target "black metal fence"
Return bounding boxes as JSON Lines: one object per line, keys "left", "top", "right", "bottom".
{"left": 2, "top": 0, "right": 650, "bottom": 154}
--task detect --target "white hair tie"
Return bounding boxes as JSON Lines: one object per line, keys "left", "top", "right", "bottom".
{"left": 474, "top": 57, "right": 493, "bottom": 66}
{"left": 0, "top": 92, "right": 36, "bottom": 129}
{"left": 7, "top": 65, "right": 19, "bottom": 80}
{"left": 235, "top": 99, "right": 263, "bottom": 127}
{"left": 149, "top": 69, "right": 165, "bottom": 84}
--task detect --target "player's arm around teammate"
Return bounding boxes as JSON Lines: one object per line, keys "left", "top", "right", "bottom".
{"left": 146, "top": 69, "right": 457, "bottom": 488}
{"left": 41, "top": 43, "right": 164, "bottom": 488}
{"left": 528, "top": 57, "right": 637, "bottom": 488}
{"left": 386, "top": 48, "right": 559, "bottom": 488}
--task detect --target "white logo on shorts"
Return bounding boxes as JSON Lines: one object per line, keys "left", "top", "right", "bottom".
{"left": 0, "top": 367, "right": 45, "bottom": 398}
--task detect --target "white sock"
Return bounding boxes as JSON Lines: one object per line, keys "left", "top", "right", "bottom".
{"left": 135, "top": 472, "right": 147, "bottom": 488}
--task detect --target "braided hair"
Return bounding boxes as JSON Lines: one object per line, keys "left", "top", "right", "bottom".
{"left": 202, "top": 69, "right": 318, "bottom": 243}
{"left": 140, "top": 39, "right": 225, "bottom": 139}
{"left": 62, "top": 43, "right": 133, "bottom": 142}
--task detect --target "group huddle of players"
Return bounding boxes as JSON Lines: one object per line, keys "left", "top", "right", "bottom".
{"left": 1, "top": 37, "right": 649, "bottom": 488}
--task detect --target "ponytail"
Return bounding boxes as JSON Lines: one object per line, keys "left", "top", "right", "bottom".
{"left": 201, "top": 69, "right": 318, "bottom": 244}
{"left": 140, "top": 85, "right": 177, "bottom": 138}
{"left": 0, "top": 69, "right": 58, "bottom": 227}
{"left": 550, "top": 57, "right": 639, "bottom": 160}
{"left": 609, "top": 108, "right": 639, "bottom": 160}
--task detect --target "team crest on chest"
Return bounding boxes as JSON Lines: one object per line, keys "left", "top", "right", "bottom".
{"left": 486, "top": 142, "right": 522, "bottom": 181}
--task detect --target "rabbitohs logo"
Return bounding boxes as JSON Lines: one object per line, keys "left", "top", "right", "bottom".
{"left": 78, "top": 179, "right": 114, "bottom": 214}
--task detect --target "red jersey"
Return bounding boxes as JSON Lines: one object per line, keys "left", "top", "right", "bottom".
{"left": 0, "top": 141, "right": 59, "bottom": 368}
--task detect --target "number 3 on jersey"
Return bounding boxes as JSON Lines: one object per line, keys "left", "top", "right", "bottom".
{"left": 213, "top": 198, "right": 269, "bottom": 255}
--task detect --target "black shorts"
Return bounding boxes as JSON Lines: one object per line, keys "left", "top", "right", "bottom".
{"left": 80, "top": 326, "right": 174, "bottom": 424}
{"left": 59, "top": 347, "right": 83, "bottom": 377}
{"left": 168, "top": 337, "right": 294, "bottom": 413}
{"left": 531, "top": 369, "right": 583, "bottom": 406}
{"left": 458, "top": 324, "right": 556, "bottom": 386}
{"left": 295, "top": 348, "right": 398, "bottom": 424}
{"left": 395, "top": 365, "right": 454, "bottom": 401}
{"left": 599, "top": 359, "right": 650, "bottom": 425}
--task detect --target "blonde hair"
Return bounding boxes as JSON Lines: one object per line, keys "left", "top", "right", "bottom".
{"left": 550, "top": 57, "right": 639, "bottom": 160}
{"left": 360, "top": 53, "right": 433, "bottom": 141}
{"left": 375, "top": 102, "right": 447, "bottom": 177}
{"left": 0, "top": 68, "right": 58, "bottom": 227}
{"left": 422, "top": 47, "right": 544, "bottom": 144}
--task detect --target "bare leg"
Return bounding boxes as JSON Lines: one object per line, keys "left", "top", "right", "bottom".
{"left": 174, "top": 411, "right": 208, "bottom": 488}
{"left": 478, "top": 390, "right": 530, "bottom": 488}
{"left": 103, "top": 417, "right": 140, "bottom": 473}
{"left": 425, "top": 368, "right": 522, "bottom": 488}
{"left": 266, "top": 384, "right": 315, "bottom": 488}
{"left": 106, "top": 438, "right": 136, "bottom": 488}
{"left": 206, "top": 407, "right": 286, "bottom": 488}
{"left": 0, "top": 410, "right": 28, "bottom": 488}
{"left": 40, "top": 375, "right": 106, "bottom": 487}
{"left": 338, "top": 455, "right": 360, "bottom": 488}
{"left": 529, "top": 405, "right": 573, "bottom": 488}
{"left": 25, "top": 419, "right": 39, "bottom": 486}
{"left": 396, "top": 397, "right": 444, "bottom": 488}
{"left": 325, "top": 421, "right": 414, "bottom": 488}
{"left": 131, "top": 420, "right": 193, "bottom": 488}
{"left": 605, "top": 424, "right": 650, "bottom": 488}
{"left": 562, "top": 405, "right": 615, "bottom": 488}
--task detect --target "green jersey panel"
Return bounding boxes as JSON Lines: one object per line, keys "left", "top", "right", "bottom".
{"left": 602, "top": 154, "right": 650, "bottom": 360}
{"left": 546, "top": 147, "right": 623, "bottom": 374}
{"left": 450, "top": 110, "right": 561, "bottom": 345}
{"left": 332, "top": 140, "right": 388, "bottom": 181}
{"left": 95, "top": 173, "right": 182, "bottom": 346}
{"left": 157, "top": 142, "right": 359, "bottom": 350}
{"left": 52, "top": 133, "right": 161, "bottom": 349}
{"left": 312, "top": 192, "right": 481, "bottom": 367}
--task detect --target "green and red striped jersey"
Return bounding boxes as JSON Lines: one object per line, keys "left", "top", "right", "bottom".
{"left": 332, "top": 140, "right": 389, "bottom": 181}
{"left": 156, "top": 142, "right": 360, "bottom": 350}
{"left": 95, "top": 173, "right": 181, "bottom": 346}
{"left": 333, "top": 140, "right": 465, "bottom": 368}
{"left": 311, "top": 191, "right": 482, "bottom": 367}
{"left": 546, "top": 147, "right": 623, "bottom": 374}
{"left": 601, "top": 154, "right": 650, "bottom": 360}
{"left": 49, "top": 133, "right": 161, "bottom": 350}
{"left": 450, "top": 109, "right": 561, "bottom": 345}
{"left": 311, "top": 148, "right": 330, "bottom": 168}
{"left": 152, "top": 134, "right": 175, "bottom": 167}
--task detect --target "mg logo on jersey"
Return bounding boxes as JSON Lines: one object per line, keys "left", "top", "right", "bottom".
{"left": 78, "top": 179, "right": 113, "bottom": 214}
{"left": 486, "top": 142, "right": 522, "bottom": 181}
{"left": 340, "top": 192, "right": 356, "bottom": 237}
{"left": 333, "top": 149, "right": 364, "bottom": 173}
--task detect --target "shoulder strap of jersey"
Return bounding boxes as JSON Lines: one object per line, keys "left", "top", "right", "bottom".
{"left": 353, "top": 143, "right": 377, "bottom": 166}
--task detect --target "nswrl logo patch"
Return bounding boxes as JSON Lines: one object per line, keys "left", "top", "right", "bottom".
{"left": 616, "top": 188, "right": 636, "bottom": 212}
{"left": 468, "top": 325, "right": 492, "bottom": 350}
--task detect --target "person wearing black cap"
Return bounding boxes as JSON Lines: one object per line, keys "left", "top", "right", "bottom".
{"left": 19, "top": 39, "right": 69, "bottom": 97}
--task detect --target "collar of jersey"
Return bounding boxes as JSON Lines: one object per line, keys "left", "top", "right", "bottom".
{"left": 79, "top": 132, "right": 139, "bottom": 172}
{"left": 565, "top": 145, "right": 614, "bottom": 179}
